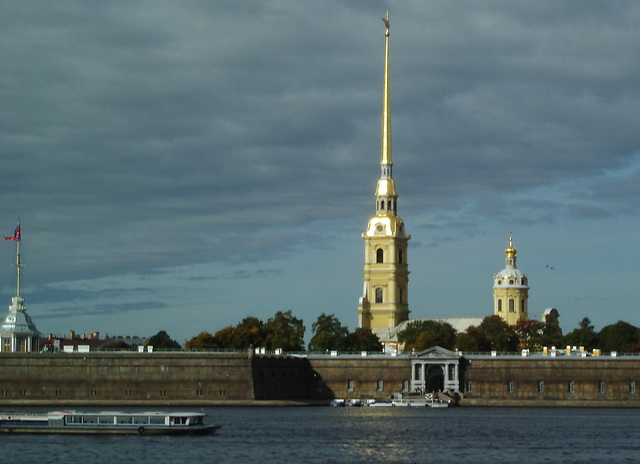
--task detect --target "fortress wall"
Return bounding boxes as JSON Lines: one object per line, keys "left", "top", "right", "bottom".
{"left": 308, "top": 356, "right": 410, "bottom": 399}
{"left": 1, "top": 352, "right": 639, "bottom": 406}
{"left": 463, "top": 357, "right": 640, "bottom": 406}
{"left": 0, "top": 352, "right": 255, "bottom": 404}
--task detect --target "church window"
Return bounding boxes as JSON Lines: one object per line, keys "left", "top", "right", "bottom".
{"left": 507, "top": 380, "right": 514, "bottom": 393}
{"left": 521, "top": 299, "right": 525, "bottom": 312}
{"left": 347, "top": 380, "right": 354, "bottom": 392}
{"left": 497, "top": 300, "right": 502, "bottom": 312}
{"left": 375, "top": 288, "right": 383, "bottom": 303}
{"left": 399, "top": 288, "right": 404, "bottom": 304}
{"left": 376, "top": 248, "right": 384, "bottom": 263}
{"left": 630, "top": 381, "right": 636, "bottom": 394}
{"left": 599, "top": 381, "right": 605, "bottom": 394}
{"left": 376, "top": 380, "right": 384, "bottom": 392}
{"left": 381, "top": 200, "right": 385, "bottom": 210}
{"left": 568, "top": 381, "right": 574, "bottom": 393}
{"left": 497, "top": 279, "right": 502, "bottom": 285}
{"left": 509, "top": 299, "right": 515, "bottom": 312}
{"left": 398, "top": 249, "right": 403, "bottom": 264}
{"left": 537, "top": 380, "right": 544, "bottom": 393}
{"left": 509, "top": 279, "right": 514, "bottom": 285}
{"left": 466, "top": 380, "right": 472, "bottom": 392}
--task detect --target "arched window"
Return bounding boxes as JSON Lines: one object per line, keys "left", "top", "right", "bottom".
{"left": 375, "top": 288, "right": 383, "bottom": 303}
{"left": 380, "top": 200, "right": 385, "bottom": 210}
{"left": 398, "top": 249, "right": 403, "bottom": 264}
{"left": 376, "top": 248, "right": 384, "bottom": 263}
{"left": 399, "top": 288, "right": 404, "bottom": 304}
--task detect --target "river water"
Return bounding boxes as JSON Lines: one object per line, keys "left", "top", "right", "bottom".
{"left": 4, "top": 406, "right": 639, "bottom": 463}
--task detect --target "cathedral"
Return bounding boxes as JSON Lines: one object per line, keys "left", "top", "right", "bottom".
{"left": 356, "top": 15, "right": 535, "bottom": 350}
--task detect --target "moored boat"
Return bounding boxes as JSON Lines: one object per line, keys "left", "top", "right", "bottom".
{"left": 0, "top": 410, "right": 220, "bottom": 434}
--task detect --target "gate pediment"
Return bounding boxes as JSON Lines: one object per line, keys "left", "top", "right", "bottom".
{"left": 412, "top": 346, "right": 461, "bottom": 360}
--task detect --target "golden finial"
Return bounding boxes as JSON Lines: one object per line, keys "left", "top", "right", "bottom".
{"left": 382, "top": 11, "right": 390, "bottom": 36}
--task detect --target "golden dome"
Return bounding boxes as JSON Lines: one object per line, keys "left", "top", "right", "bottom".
{"left": 505, "top": 236, "right": 517, "bottom": 258}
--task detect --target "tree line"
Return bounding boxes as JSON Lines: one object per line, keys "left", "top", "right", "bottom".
{"left": 399, "top": 316, "right": 640, "bottom": 354}
{"left": 106, "top": 313, "right": 640, "bottom": 354}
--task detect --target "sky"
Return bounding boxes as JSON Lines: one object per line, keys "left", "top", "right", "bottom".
{"left": 2, "top": 1, "right": 640, "bottom": 345}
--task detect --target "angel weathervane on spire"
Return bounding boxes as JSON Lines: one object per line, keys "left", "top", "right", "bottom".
{"left": 382, "top": 11, "right": 389, "bottom": 36}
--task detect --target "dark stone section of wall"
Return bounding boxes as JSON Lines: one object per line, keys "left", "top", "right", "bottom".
{"left": 308, "top": 356, "right": 411, "bottom": 400}
{"left": 251, "top": 355, "right": 316, "bottom": 400}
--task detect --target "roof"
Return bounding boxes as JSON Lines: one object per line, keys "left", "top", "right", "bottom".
{"left": 373, "top": 317, "right": 485, "bottom": 343}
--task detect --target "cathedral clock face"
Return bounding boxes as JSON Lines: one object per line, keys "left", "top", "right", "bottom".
{"left": 376, "top": 224, "right": 384, "bottom": 234}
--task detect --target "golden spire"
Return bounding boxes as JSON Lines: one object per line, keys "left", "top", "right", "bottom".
{"left": 380, "top": 11, "right": 391, "bottom": 166}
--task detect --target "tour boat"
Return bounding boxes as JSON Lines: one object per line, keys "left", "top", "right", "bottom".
{"left": 0, "top": 410, "right": 220, "bottom": 434}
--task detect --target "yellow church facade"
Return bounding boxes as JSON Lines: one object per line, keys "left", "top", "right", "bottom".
{"left": 357, "top": 13, "right": 410, "bottom": 333}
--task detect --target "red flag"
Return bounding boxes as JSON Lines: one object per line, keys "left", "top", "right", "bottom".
{"left": 4, "top": 225, "right": 20, "bottom": 241}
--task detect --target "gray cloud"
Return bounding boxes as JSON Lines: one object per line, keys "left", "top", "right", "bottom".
{"left": 2, "top": 1, "right": 640, "bottom": 338}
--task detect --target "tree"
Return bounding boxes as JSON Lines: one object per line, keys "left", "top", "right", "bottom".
{"left": 231, "top": 317, "right": 266, "bottom": 348}
{"left": 185, "top": 331, "right": 217, "bottom": 350}
{"left": 514, "top": 319, "right": 545, "bottom": 350}
{"left": 398, "top": 320, "right": 457, "bottom": 351}
{"left": 563, "top": 317, "right": 599, "bottom": 350}
{"left": 100, "top": 339, "right": 132, "bottom": 351}
{"left": 345, "top": 328, "right": 382, "bottom": 352}
{"left": 478, "top": 316, "right": 518, "bottom": 352}
{"left": 598, "top": 321, "right": 640, "bottom": 353}
{"left": 309, "top": 313, "right": 349, "bottom": 352}
{"left": 264, "top": 310, "right": 305, "bottom": 351}
{"left": 148, "top": 330, "right": 182, "bottom": 350}
{"left": 539, "top": 322, "right": 564, "bottom": 349}
{"left": 455, "top": 326, "right": 486, "bottom": 352}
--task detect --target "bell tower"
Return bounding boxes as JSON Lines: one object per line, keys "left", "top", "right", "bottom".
{"left": 493, "top": 235, "right": 529, "bottom": 325}
{"left": 357, "top": 13, "right": 411, "bottom": 331}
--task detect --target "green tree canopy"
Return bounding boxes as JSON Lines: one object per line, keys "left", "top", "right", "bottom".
{"left": 100, "top": 339, "right": 132, "bottom": 351}
{"left": 148, "top": 330, "right": 182, "bottom": 350}
{"left": 185, "top": 331, "right": 217, "bottom": 350}
{"left": 563, "top": 317, "right": 599, "bottom": 350}
{"left": 309, "top": 313, "right": 349, "bottom": 352}
{"left": 232, "top": 317, "right": 266, "bottom": 348}
{"left": 597, "top": 321, "right": 640, "bottom": 353}
{"left": 479, "top": 316, "right": 519, "bottom": 352}
{"left": 398, "top": 320, "right": 457, "bottom": 351}
{"left": 345, "top": 328, "right": 382, "bottom": 352}
{"left": 455, "top": 326, "right": 485, "bottom": 352}
{"left": 264, "top": 310, "right": 305, "bottom": 351}
{"left": 514, "top": 319, "right": 545, "bottom": 350}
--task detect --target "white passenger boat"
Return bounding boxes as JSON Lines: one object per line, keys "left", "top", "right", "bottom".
{"left": 391, "top": 393, "right": 451, "bottom": 408}
{"left": 0, "top": 410, "right": 220, "bottom": 434}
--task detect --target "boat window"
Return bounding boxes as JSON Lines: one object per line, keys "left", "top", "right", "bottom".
{"left": 149, "top": 416, "right": 165, "bottom": 425}
{"left": 117, "top": 416, "right": 133, "bottom": 424}
{"left": 99, "top": 416, "right": 113, "bottom": 424}
{"left": 133, "top": 416, "right": 148, "bottom": 425}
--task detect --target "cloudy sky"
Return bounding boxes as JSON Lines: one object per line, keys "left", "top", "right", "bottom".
{"left": 2, "top": 1, "right": 639, "bottom": 344}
